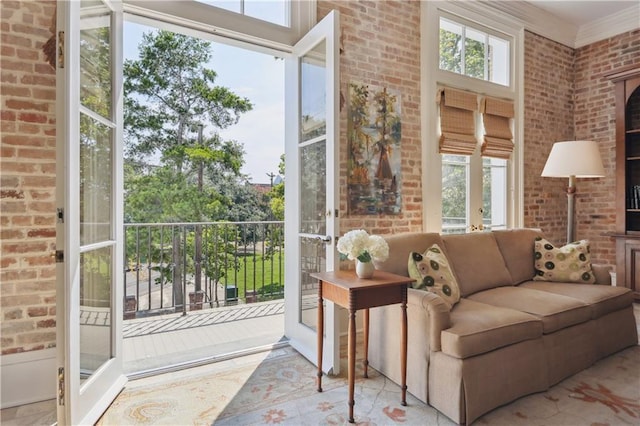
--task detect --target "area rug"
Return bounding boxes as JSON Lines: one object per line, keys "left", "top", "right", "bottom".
{"left": 97, "top": 344, "right": 639, "bottom": 425}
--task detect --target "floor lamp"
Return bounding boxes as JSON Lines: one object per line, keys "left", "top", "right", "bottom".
{"left": 541, "top": 140, "right": 605, "bottom": 244}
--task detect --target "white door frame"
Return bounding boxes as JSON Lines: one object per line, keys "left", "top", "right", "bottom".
{"left": 283, "top": 10, "right": 341, "bottom": 375}
{"left": 56, "top": 1, "right": 126, "bottom": 424}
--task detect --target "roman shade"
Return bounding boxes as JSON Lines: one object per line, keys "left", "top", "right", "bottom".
{"left": 480, "top": 96, "right": 514, "bottom": 159}
{"left": 438, "top": 87, "right": 478, "bottom": 156}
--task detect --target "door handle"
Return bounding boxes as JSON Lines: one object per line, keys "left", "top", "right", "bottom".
{"left": 316, "top": 235, "right": 332, "bottom": 243}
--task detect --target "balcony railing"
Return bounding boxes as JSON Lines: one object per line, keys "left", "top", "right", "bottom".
{"left": 124, "top": 221, "right": 284, "bottom": 318}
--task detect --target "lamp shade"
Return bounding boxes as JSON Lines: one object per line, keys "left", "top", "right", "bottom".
{"left": 541, "top": 140, "right": 605, "bottom": 178}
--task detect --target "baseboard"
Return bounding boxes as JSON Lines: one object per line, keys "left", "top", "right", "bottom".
{"left": 0, "top": 348, "right": 56, "bottom": 409}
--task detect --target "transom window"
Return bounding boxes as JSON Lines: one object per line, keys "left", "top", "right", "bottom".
{"left": 439, "top": 16, "right": 510, "bottom": 87}
{"left": 195, "top": 0, "right": 289, "bottom": 27}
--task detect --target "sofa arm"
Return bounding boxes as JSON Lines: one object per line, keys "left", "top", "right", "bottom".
{"left": 368, "top": 288, "right": 451, "bottom": 404}
{"left": 418, "top": 290, "right": 452, "bottom": 351}
{"left": 592, "top": 263, "right": 613, "bottom": 285}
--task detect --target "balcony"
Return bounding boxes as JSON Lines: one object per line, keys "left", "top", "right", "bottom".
{"left": 121, "top": 221, "right": 287, "bottom": 374}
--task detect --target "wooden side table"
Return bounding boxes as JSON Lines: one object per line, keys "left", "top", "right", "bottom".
{"left": 310, "top": 270, "right": 414, "bottom": 423}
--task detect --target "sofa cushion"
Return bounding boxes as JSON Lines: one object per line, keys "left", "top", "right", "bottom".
{"left": 375, "top": 233, "right": 444, "bottom": 277}
{"left": 467, "top": 287, "right": 592, "bottom": 334}
{"left": 441, "top": 299, "right": 542, "bottom": 359}
{"left": 534, "top": 238, "right": 596, "bottom": 283}
{"left": 442, "top": 232, "right": 513, "bottom": 296}
{"left": 519, "top": 281, "right": 634, "bottom": 319}
{"left": 408, "top": 244, "right": 461, "bottom": 309}
{"left": 493, "top": 228, "right": 543, "bottom": 284}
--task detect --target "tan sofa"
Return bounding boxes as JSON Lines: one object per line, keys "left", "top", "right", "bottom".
{"left": 370, "top": 229, "right": 638, "bottom": 425}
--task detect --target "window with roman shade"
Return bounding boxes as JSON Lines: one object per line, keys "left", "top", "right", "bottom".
{"left": 437, "top": 87, "right": 478, "bottom": 156}
{"left": 480, "top": 96, "right": 514, "bottom": 159}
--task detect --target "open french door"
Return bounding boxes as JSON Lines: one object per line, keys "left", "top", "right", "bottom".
{"left": 56, "top": 1, "right": 126, "bottom": 424}
{"left": 284, "top": 11, "right": 341, "bottom": 374}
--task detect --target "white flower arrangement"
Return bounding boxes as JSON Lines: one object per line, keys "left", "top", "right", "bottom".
{"left": 336, "top": 229, "right": 389, "bottom": 263}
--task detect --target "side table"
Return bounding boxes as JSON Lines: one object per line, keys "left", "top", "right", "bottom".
{"left": 310, "top": 270, "right": 414, "bottom": 423}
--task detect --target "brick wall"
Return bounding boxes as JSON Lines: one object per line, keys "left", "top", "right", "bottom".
{"left": 574, "top": 30, "right": 640, "bottom": 265}
{"left": 494, "top": 29, "right": 640, "bottom": 267}
{"left": 523, "top": 31, "right": 575, "bottom": 245}
{"left": 317, "top": 0, "right": 423, "bottom": 236}
{"left": 1, "top": 0, "right": 57, "bottom": 355}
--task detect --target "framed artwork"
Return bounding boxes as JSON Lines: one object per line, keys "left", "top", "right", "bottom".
{"left": 347, "top": 83, "right": 402, "bottom": 215}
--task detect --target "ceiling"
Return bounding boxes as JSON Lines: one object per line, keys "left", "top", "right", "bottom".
{"left": 528, "top": 1, "right": 639, "bottom": 27}
{"left": 482, "top": 0, "right": 640, "bottom": 47}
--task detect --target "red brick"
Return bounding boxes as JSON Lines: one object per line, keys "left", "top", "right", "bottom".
{"left": 17, "top": 112, "right": 47, "bottom": 123}
{"left": 5, "top": 99, "right": 48, "bottom": 111}
{"left": 27, "top": 307, "right": 47, "bottom": 317}
{"left": 27, "top": 228, "right": 55, "bottom": 238}
{"left": 36, "top": 319, "right": 56, "bottom": 328}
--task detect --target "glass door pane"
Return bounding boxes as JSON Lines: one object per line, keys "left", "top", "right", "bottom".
{"left": 79, "top": 0, "right": 115, "bottom": 384}
{"left": 482, "top": 157, "right": 507, "bottom": 230}
{"left": 57, "top": 0, "right": 126, "bottom": 423}
{"left": 442, "top": 154, "right": 469, "bottom": 234}
{"left": 284, "top": 10, "right": 339, "bottom": 374}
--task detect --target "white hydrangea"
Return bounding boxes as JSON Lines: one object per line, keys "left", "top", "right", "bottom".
{"left": 337, "top": 229, "right": 389, "bottom": 263}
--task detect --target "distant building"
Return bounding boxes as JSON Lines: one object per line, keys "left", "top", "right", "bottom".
{"left": 251, "top": 175, "right": 283, "bottom": 194}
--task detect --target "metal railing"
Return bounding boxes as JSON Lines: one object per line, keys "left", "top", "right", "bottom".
{"left": 124, "top": 221, "right": 284, "bottom": 318}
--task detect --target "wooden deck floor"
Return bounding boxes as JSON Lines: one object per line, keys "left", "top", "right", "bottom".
{"left": 122, "top": 299, "right": 311, "bottom": 376}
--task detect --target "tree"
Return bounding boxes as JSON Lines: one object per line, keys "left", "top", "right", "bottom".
{"left": 268, "top": 154, "right": 285, "bottom": 221}
{"left": 439, "top": 28, "right": 485, "bottom": 80}
{"left": 124, "top": 30, "right": 253, "bottom": 300}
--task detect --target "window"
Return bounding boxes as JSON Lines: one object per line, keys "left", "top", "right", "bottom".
{"left": 439, "top": 17, "right": 510, "bottom": 87}
{"left": 124, "top": 0, "right": 314, "bottom": 48}
{"left": 195, "top": 0, "right": 289, "bottom": 27}
{"left": 424, "top": 2, "right": 521, "bottom": 234}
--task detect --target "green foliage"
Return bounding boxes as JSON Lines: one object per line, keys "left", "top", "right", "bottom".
{"left": 124, "top": 30, "right": 252, "bottom": 163}
{"left": 439, "top": 28, "right": 486, "bottom": 80}
{"left": 266, "top": 154, "right": 285, "bottom": 220}
{"left": 442, "top": 157, "right": 466, "bottom": 220}
{"left": 123, "top": 29, "right": 264, "bottom": 225}
{"left": 124, "top": 164, "right": 227, "bottom": 223}
{"left": 439, "top": 29, "right": 462, "bottom": 74}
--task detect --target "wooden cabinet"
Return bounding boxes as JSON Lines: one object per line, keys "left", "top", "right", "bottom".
{"left": 607, "top": 65, "right": 640, "bottom": 302}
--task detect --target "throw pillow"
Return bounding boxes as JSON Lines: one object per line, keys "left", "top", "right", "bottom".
{"left": 533, "top": 237, "right": 596, "bottom": 283}
{"left": 408, "top": 244, "right": 461, "bottom": 309}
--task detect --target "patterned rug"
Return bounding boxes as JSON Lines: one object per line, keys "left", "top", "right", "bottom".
{"left": 96, "top": 343, "right": 640, "bottom": 425}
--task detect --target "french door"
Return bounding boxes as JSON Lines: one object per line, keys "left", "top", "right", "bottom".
{"left": 284, "top": 11, "right": 341, "bottom": 374}
{"left": 56, "top": 1, "right": 126, "bottom": 424}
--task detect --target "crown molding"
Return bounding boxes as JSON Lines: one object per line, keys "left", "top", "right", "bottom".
{"left": 575, "top": 4, "right": 640, "bottom": 48}
{"left": 473, "top": 0, "right": 639, "bottom": 49}
{"left": 476, "top": 1, "right": 577, "bottom": 47}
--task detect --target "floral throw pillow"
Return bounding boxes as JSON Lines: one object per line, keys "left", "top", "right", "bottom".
{"left": 533, "top": 237, "right": 596, "bottom": 283}
{"left": 408, "top": 244, "right": 461, "bottom": 309}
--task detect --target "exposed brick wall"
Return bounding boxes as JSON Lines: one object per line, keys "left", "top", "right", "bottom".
{"left": 317, "top": 0, "right": 423, "bottom": 236}
{"left": 574, "top": 30, "right": 640, "bottom": 265}
{"left": 523, "top": 31, "right": 575, "bottom": 246}
{"left": 524, "top": 30, "right": 640, "bottom": 266}
{"left": 1, "top": 0, "right": 57, "bottom": 355}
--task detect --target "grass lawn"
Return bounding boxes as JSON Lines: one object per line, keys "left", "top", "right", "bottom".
{"left": 221, "top": 252, "right": 284, "bottom": 300}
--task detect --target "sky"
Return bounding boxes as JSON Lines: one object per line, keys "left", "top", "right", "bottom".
{"left": 123, "top": 21, "right": 285, "bottom": 184}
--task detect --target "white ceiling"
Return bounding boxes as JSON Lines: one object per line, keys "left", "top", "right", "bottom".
{"left": 529, "top": 1, "right": 639, "bottom": 27}
{"left": 482, "top": 0, "right": 640, "bottom": 47}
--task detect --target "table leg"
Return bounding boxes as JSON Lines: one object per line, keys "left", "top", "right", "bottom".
{"left": 348, "top": 307, "right": 356, "bottom": 423}
{"left": 401, "top": 288, "right": 408, "bottom": 406}
{"left": 363, "top": 308, "right": 369, "bottom": 379}
{"left": 317, "top": 282, "right": 324, "bottom": 393}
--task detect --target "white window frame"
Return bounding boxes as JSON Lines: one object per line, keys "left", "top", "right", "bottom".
{"left": 123, "top": 0, "right": 316, "bottom": 51}
{"left": 422, "top": 1, "right": 525, "bottom": 232}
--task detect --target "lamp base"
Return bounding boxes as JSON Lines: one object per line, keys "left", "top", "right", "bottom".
{"left": 566, "top": 175, "right": 576, "bottom": 244}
